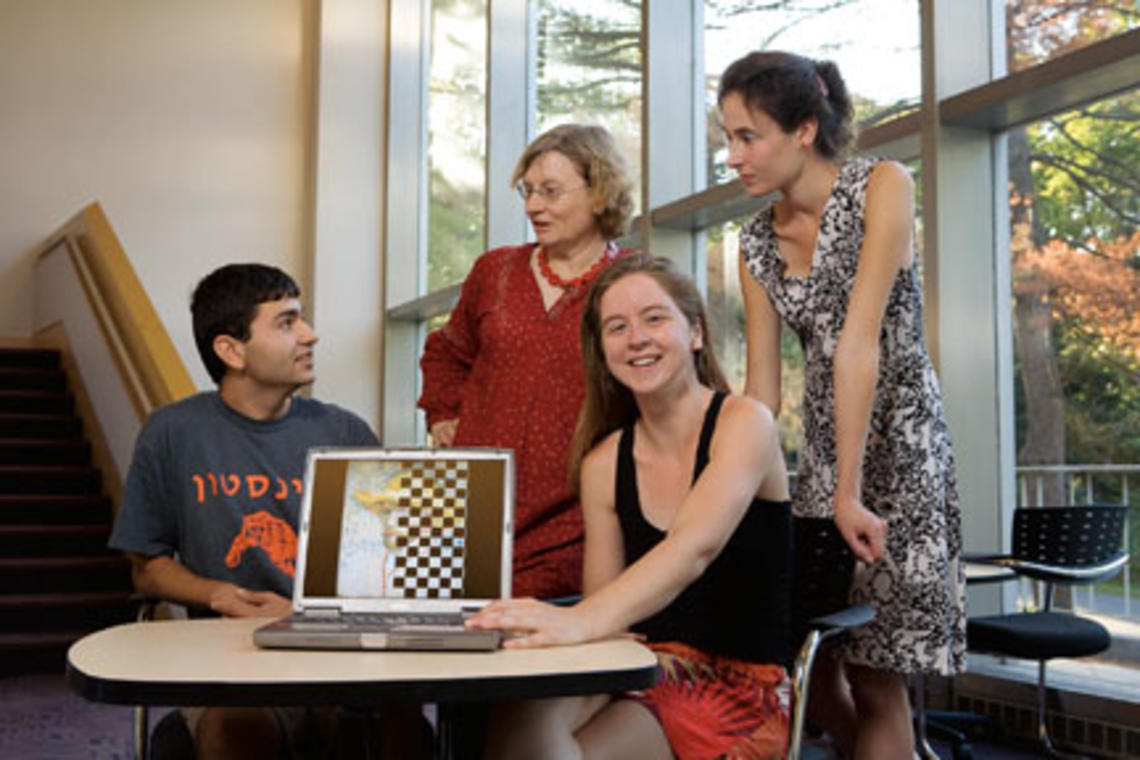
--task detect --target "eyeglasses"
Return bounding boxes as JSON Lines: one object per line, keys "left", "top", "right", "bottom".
{"left": 515, "top": 183, "right": 587, "bottom": 203}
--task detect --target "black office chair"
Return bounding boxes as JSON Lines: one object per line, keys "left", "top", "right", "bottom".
{"left": 965, "top": 505, "right": 1128, "bottom": 759}
{"left": 788, "top": 516, "right": 875, "bottom": 760}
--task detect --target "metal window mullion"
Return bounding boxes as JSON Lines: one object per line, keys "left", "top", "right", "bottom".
{"left": 486, "top": 0, "right": 531, "bottom": 250}
{"left": 384, "top": 0, "right": 432, "bottom": 444}
{"left": 643, "top": 0, "right": 702, "bottom": 280}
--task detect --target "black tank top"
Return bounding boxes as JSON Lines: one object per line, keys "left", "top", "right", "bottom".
{"left": 616, "top": 391, "right": 792, "bottom": 666}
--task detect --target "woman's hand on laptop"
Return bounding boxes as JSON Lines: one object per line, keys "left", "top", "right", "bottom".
{"left": 209, "top": 584, "right": 293, "bottom": 619}
{"left": 465, "top": 598, "right": 595, "bottom": 649}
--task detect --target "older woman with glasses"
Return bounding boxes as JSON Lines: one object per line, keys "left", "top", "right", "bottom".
{"left": 418, "top": 123, "right": 634, "bottom": 599}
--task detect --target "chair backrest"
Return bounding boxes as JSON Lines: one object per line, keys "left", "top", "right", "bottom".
{"left": 792, "top": 517, "right": 855, "bottom": 643}
{"left": 1012, "top": 505, "right": 1127, "bottom": 569}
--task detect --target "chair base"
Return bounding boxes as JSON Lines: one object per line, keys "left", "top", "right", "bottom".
{"left": 921, "top": 710, "right": 988, "bottom": 760}
{"left": 1037, "top": 719, "right": 1094, "bottom": 760}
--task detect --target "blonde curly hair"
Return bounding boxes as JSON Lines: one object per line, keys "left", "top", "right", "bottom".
{"left": 511, "top": 124, "right": 634, "bottom": 240}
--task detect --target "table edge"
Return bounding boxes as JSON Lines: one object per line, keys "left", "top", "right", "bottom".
{"left": 67, "top": 659, "right": 658, "bottom": 707}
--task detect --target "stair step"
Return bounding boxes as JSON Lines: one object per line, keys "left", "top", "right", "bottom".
{"left": 0, "top": 555, "right": 130, "bottom": 593}
{"left": 0, "top": 590, "right": 135, "bottom": 630}
{"left": 0, "top": 630, "right": 87, "bottom": 651}
{"left": 0, "top": 630, "right": 94, "bottom": 675}
{"left": 0, "top": 352, "right": 134, "bottom": 674}
{"left": 0, "top": 391, "right": 74, "bottom": 415}
{"left": 0, "top": 494, "right": 111, "bottom": 524}
{"left": 0, "top": 438, "right": 89, "bottom": 466}
{"left": 0, "top": 465, "right": 101, "bottom": 494}
{"left": 0, "top": 349, "right": 60, "bottom": 369}
{"left": 0, "top": 414, "right": 82, "bottom": 439}
{"left": 0, "top": 524, "right": 112, "bottom": 557}
{"left": 0, "top": 368, "right": 67, "bottom": 391}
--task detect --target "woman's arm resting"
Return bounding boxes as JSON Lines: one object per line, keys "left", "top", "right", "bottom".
{"left": 832, "top": 161, "right": 914, "bottom": 564}
{"left": 470, "top": 400, "right": 781, "bottom": 647}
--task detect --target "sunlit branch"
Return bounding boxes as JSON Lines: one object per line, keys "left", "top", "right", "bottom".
{"left": 1049, "top": 118, "right": 1140, "bottom": 186}
{"left": 1029, "top": 153, "right": 1140, "bottom": 226}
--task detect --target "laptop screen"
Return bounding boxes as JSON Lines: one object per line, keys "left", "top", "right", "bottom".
{"left": 295, "top": 448, "right": 513, "bottom": 609}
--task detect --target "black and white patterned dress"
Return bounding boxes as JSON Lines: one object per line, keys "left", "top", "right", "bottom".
{"left": 741, "top": 156, "right": 966, "bottom": 675}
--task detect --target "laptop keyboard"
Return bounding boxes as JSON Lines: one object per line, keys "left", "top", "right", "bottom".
{"left": 350, "top": 612, "right": 466, "bottom": 628}
{"left": 288, "top": 612, "right": 468, "bottom": 633}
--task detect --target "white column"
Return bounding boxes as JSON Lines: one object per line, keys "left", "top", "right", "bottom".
{"left": 311, "top": 0, "right": 389, "bottom": 432}
{"left": 923, "top": 0, "right": 1015, "bottom": 614}
{"left": 486, "top": 0, "right": 532, "bottom": 249}
{"left": 381, "top": 0, "right": 431, "bottom": 444}
{"left": 642, "top": 0, "right": 704, "bottom": 284}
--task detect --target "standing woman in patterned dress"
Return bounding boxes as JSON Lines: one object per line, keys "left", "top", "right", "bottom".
{"left": 719, "top": 51, "right": 966, "bottom": 758}
{"left": 418, "top": 124, "right": 633, "bottom": 600}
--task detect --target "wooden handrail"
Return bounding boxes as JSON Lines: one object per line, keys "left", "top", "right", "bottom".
{"left": 35, "top": 202, "right": 195, "bottom": 412}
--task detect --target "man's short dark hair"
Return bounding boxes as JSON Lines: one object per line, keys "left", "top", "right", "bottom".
{"left": 191, "top": 264, "right": 301, "bottom": 384}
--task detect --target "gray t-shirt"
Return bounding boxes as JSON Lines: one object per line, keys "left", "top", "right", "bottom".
{"left": 108, "top": 392, "right": 377, "bottom": 599}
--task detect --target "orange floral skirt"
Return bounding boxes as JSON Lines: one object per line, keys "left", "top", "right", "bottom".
{"left": 629, "top": 641, "right": 790, "bottom": 760}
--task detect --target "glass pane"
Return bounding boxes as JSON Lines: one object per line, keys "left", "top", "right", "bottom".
{"left": 534, "top": 0, "right": 642, "bottom": 213}
{"left": 1007, "top": 1, "right": 1140, "bottom": 73}
{"left": 706, "top": 217, "right": 805, "bottom": 466}
{"left": 426, "top": 0, "right": 488, "bottom": 292}
{"left": 1008, "top": 89, "right": 1140, "bottom": 623}
{"left": 703, "top": 0, "right": 920, "bottom": 187}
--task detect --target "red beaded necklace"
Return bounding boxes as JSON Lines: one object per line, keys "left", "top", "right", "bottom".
{"left": 536, "top": 244, "right": 613, "bottom": 290}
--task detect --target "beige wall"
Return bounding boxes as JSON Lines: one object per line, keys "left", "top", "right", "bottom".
{"left": 0, "top": 0, "right": 316, "bottom": 391}
{"left": 309, "top": 0, "right": 387, "bottom": 431}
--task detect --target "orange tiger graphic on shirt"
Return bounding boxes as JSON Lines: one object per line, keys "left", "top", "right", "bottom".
{"left": 225, "top": 510, "right": 297, "bottom": 578}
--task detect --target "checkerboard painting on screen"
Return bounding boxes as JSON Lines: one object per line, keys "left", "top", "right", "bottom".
{"left": 389, "top": 460, "right": 467, "bottom": 598}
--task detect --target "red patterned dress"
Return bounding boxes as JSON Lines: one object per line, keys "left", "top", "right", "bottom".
{"left": 418, "top": 243, "right": 626, "bottom": 599}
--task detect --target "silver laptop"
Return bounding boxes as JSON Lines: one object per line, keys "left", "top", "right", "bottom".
{"left": 254, "top": 446, "right": 514, "bottom": 651}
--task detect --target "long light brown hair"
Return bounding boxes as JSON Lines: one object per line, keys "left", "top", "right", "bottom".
{"left": 568, "top": 254, "right": 730, "bottom": 492}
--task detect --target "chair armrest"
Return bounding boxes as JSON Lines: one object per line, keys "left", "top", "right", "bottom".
{"left": 810, "top": 603, "right": 874, "bottom": 641}
{"left": 974, "top": 552, "right": 1129, "bottom": 585}
{"left": 129, "top": 593, "right": 163, "bottom": 623}
{"left": 961, "top": 552, "right": 1013, "bottom": 565}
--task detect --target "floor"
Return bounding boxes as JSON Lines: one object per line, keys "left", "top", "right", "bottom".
{"left": 0, "top": 671, "right": 1096, "bottom": 759}
{"left": 0, "top": 671, "right": 136, "bottom": 759}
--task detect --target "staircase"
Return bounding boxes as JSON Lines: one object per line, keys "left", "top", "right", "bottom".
{"left": 0, "top": 347, "right": 133, "bottom": 674}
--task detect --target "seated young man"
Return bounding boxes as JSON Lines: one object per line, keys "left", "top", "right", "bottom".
{"left": 108, "top": 263, "right": 385, "bottom": 759}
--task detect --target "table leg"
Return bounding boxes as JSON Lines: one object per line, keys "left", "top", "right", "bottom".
{"left": 435, "top": 703, "right": 454, "bottom": 760}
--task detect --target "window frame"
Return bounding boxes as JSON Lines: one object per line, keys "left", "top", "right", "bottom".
{"left": 381, "top": 3, "right": 1140, "bottom": 657}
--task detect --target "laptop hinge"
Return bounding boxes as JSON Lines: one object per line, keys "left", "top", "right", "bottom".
{"left": 303, "top": 607, "right": 343, "bottom": 618}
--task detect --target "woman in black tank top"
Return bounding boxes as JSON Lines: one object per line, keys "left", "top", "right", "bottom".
{"left": 467, "top": 254, "right": 793, "bottom": 759}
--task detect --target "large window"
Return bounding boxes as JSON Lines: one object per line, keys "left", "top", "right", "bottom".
{"left": 1006, "top": 0, "right": 1140, "bottom": 72}
{"left": 534, "top": 0, "right": 642, "bottom": 211}
{"left": 426, "top": 0, "right": 488, "bottom": 292}
{"left": 702, "top": 0, "right": 920, "bottom": 186}
{"left": 385, "top": 6, "right": 1140, "bottom": 692}
{"left": 1008, "top": 89, "right": 1140, "bottom": 616}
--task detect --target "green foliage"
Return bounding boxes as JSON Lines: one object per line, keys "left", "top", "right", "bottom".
{"left": 427, "top": 169, "right": 485, "bottom": 292}
{"left": 1027, "top": 91, "right": 1140, "bottom": 247}
{"left": 1057, "top": 320, "right": 1140, "bottom": 465}
{"left": 1020, "top": 88, "right": 1140, "bottom": 469}
{"left": 534, "top": 0, "right": 640, "bottom": 124}
{"left": 1007, "top": 0, "right": 1139, "bottom": 72}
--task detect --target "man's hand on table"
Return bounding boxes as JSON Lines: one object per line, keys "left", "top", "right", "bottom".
{"left": 209, "top": 584, "right": 293, "bottom": 618}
